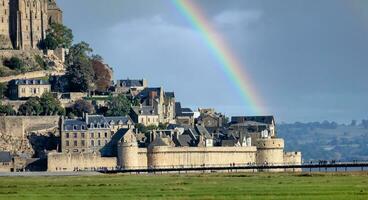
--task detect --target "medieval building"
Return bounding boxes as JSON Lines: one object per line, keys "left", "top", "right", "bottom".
{"left": 0, "top": 0, "right": 62, "bottom": 50}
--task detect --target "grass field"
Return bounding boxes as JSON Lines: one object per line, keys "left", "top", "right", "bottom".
{"left": 0, "top": 172, "right": 367, "bottom": 200}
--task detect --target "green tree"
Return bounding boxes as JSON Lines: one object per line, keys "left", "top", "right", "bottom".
{"left": 66, "top": 42, "right": 93, "bottom": 66}
{"left": 42, "top": 23, "right": 73, "bottom": 50}
{"left": 106, "top": 94, "right": 131, "bottom": 116}
{"left": 19, "top": 97, "right": 43, "bottom": 116}
{"left": 40, "top": 92, "right": 65, "bottom": 116}
{"left": 65, "top": 57, "right": 95, "bottom": 92}
{"left": 3, "top": 57, "right": 24, "bottom": 70}
{"left": 0, "top": 104, "right": 16, "bottom": 116}
{"left": 0, "top": 82, "right": 8, "bottom": 99}
{"left": 71, "top": 99, "right": 95, "bottom": 117}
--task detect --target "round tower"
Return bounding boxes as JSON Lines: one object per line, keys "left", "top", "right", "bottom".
{"left": 256, "top": 138, "right": 284, "bottom": 172}
{"left": 117, "top": 129, "right": 139, "bottom": 169}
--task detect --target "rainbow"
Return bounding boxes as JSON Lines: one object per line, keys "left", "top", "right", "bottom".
{"left": 171, "top": 0, "right": 266, "bottom": 115}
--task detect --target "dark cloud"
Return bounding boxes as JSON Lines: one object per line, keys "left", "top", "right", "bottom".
{"left": 58, "top": 0, "right": 368, "bottom": 123}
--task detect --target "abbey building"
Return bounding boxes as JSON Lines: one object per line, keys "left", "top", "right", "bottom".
{"left": 0, "top": 0, "right": 62, "bottom": 50}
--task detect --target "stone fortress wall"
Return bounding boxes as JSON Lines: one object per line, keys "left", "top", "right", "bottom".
{"left": 0, "top": 116, "right": 60, "bottom": 138}
{"left": 47, "top": 151, "right": 116, "bottom": 172}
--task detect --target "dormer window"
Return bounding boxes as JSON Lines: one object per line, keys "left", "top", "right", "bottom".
{"left": 90, "top": 123, "right": 94, "bottom": 129}
{"left": 73, "top": 125, "right": 77, "bottom": 130}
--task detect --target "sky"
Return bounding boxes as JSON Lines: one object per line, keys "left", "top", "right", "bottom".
{"left": 58, "top": 0, "right": 368, "bottom": 123}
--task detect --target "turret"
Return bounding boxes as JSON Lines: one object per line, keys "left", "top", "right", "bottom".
{"left": 117, "top": 129, "right": 139, "bottom": 169}
{"left": 255, "top": 138, "right": 284, "bottom": 171}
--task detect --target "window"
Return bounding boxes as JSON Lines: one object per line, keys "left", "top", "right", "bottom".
{"left": 98, "top": 140, "right": 101, "bottom": 146}
{"left": 91, "top": 140, "right": 94, "bottom": 146}
{"left": 65, "top": 133, "right": 69, "bottom": 138}
{"left": 74, "top": 141, "right": 77, "bottom": 147}
{"left": 81, "top": 140, "right": 85, "bottom": 147}
{"left": 81, "top": 133, "right": 85, "bottom": 138}
{"left": 90, "top": 132, "right": 94, "bottom": 138}
{"left": 21, "top": 88, "right": 25, "bottom": 93}
{"left": 65, "top": 141, "right": 69, "bottom": 147}
{"left": 105, "top": 140, "right": 108, "bottom": 145}
{"left": 73, "top": 133, "right": 77, "bottom": 138}
{"left": 104, "top": 132, "right": 108, "bottom": 138}
{"left": 98, "top": 132, "right": 101, "bottom": 138}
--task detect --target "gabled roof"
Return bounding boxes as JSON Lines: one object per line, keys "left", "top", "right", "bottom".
{"left": 149, "top": 137, "right": 170, "bottom": 147}
{"left": 132, "top": 106, "right": 157, "bottom": 116}
{"left": 175, "top": 102, "right": 194, "bottom": 117}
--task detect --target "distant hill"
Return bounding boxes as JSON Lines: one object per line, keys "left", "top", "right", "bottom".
{"left": 277, "top": 120, "right": 368, "bottom": 162}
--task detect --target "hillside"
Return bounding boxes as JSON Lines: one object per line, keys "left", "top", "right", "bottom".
{"left": 278, "top": 121, "right": 368, "bottom": 161}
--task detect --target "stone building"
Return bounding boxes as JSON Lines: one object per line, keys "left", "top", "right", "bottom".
{"left": 130, "top": 106, "right": 159, "bottom": 126}
{"left": 197, "top": 108, "right": 227, "bottom": 128}
{"left": 175, "top": 102, "right": 195, "bottom": 127}
{"left": 137, "top": 87, "right": 176, "bottom": 124}
{"left": 0, "top": 0, "right": 63, "bottom": 50}
{"left": 0, "top": 151, "right": 13, "bottom": 172}
{"left": 114, "top": 79, "right": 147, "bottom": 94}
{"left": 8, "top": 78, "right": 51, "bottom": 99}
{"left": 60, "top": 114, "right": 133, "bottom": 156}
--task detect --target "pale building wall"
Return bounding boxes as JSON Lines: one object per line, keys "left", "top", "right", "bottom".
{"left": 256, "top": 138, "right": 285, "bottom": 172}
{"left": 283, "top": 152, "right": 302, "bottom": 172}
{"left": 138, "top": 115, "right": 159, "bottom": 126}
{"left": 148, "top": 146, "right": 257, "bottom": 168}
{"left": 47, "top": 152, "right": 117, "bottom": 172}
{"left": 117, "top": 146, "right": 257, "bottom": 169}
{"left": 16, "top": 84, "right": 50, "bottom": 98}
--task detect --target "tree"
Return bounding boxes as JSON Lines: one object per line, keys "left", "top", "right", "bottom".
{"left": 92, "top": 60, "right": 112, "bottom": 93}
{"left": 65, "top": 42, "right": 95, "bottom": 92}
{"left": 0, "top": 104, "right": 16, "bottom": 116}
{"left": 39, "top": 92, "right": 65, "bottom": 115}
{"left": 42, "top": 34, "right": 58, "bottom": 50}
{"left": 71, "top": 99, "right": 95, "bottom": 117}
{"left": 65, "top": 57, "right": 95, "bottom": 92}
{"left": 42, "top": 23, "right": 73, "bottom": 50}
{"left": 66, "top": 42, "right": 93, "bottom": 66}
{"left": 0, "top": 82, "right": 8, "bottom": 99}
{"left": 106, "top": 95, "right": 131, "bottom": 116}
{"left": 19, "top": 97, "right": 43, "bottom": 116}
{"left": 3, "top": 57, "right": 24, "bottom": 70}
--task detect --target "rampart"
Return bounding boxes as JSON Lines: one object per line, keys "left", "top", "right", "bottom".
{"left": 47, "top": 152, "right": 117, "bottom": 172}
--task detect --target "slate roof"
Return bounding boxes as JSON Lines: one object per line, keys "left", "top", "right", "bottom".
{"left": 132, "top": 106, "right": 157, "bottom": 116}
{"left": 165, "top": 92, "right": 175, "bottom": 98}
{"left": 0, "top": 152, "right": 12, "bottom": 163}
{"left": 63, "top": 119, "right": 87, "bottom": 131}
{"left": 138, "top": 87, "right": 161, "bottom": 99}
{"left": 12, "top": 79, "right": 49, "bottom": 85}
{"left": 149, "top": 137, "right": 170, "bottom": 147}
{"left": 117, "top": 79, "right": 144, "bottom": 87}
{"left": 63, "top": 115, "right": 132, "bottom": 131}
{"left": 176, "top": 134, "right": 193, "bottom": 147}
{"left": 221, "top": 139, "right": 238, "bottom": 147}
{"left": 195, "top": 124, "right": 212, "bottom": 139}
{"left": 175, "top": 102, "right": 194, "bottom": 117}
{"left": 105, "top": 116, "right": 132, "bottom": 125}
{"left": 231, "top": 116, "right": 275, "bottom": 125}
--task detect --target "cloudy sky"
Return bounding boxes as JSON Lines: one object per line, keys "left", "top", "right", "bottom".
{"left": 58, "top": 0, "right": 368, "bottom": 123}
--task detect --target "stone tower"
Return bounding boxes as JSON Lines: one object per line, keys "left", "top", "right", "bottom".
{"left": 9, "top": 0, "right": 49, "bottom": 50}
{"left": 47, "top": 0, "right": 62, "bottom": 25}
{"left": 0, "top": 0, "right": 62, "bottom": 50}
{"left": 256, "top": 138, "right": 285, "bottom": 172}
{"left": 117, "top": 129, "right": 139, "bottom": 169}
{"left": 0, "top": 0, "right": 12, "bottom": 49}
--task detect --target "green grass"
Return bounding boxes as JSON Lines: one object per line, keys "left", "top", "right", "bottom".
{"left": 0, "top": 172, "right": 367, "bottom": 200}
